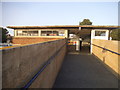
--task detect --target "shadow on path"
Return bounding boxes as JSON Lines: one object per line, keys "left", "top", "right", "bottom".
{"left": 53, "top": 53, "right": 118, "bottom": 88}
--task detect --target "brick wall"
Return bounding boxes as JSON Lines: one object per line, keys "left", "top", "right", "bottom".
{"left": 13, "top": 37, "right": 64, "bottom": 44}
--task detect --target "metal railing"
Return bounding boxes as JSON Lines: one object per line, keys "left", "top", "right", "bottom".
{"left": 92, "top": 43, "right": 120, "bottom": 56}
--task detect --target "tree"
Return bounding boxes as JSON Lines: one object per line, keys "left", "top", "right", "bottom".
{"left": 79, "top": 19, "right": 92, "bottom": 25}
{"left": 78, "top": 19, "right": 92, "bottom": 42}
{"left": 110, "top": 29, "right": 120, "bottom": 41}
{"left": 0, "top": 27, "right": 9, "bottom": 43}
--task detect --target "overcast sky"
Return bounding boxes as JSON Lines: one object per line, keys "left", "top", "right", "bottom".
{"left": 1, "top": 1, "right": 119, "bottom": 35}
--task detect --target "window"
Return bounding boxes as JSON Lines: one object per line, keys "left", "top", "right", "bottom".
{"left": 53, "top": 31, "right": 59, "bottom": 36}
{"left": 95, "top": 31, "right": 106, "bottom": 36}
{"left": 17, "top": 31, "right": 38, "bottom": 36}
{"left": 41, "top": 31, "right": 47, "bottom": 36}
{"left": 41, "top": 30, "right": 64, "bottom": 36}
{"left": 17, "top": 31, "right": 23, "bottom": 36}
{"left": 59, "top": 31, "right": 65, "bottom": 36}
{"left": 41, "top": 31, "right": 53, "bottom": 36}
{"left": 47, "top": 31, "right": 53, "bottom": 36}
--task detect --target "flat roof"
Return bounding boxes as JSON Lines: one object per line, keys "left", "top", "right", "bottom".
{"left": 7, "top": 25, "right": 119, "bottom": 30}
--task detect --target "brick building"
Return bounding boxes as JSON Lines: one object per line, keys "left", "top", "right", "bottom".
{"left": 7, "top": 26, "right": 69, "bottom": 44}
{"left": 7, "top": 25, "right": 118, "bottom": 46}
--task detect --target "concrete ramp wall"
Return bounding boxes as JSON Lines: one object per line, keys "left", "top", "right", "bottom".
{"left": 92, "top": 39, "right": 120, "bottom": 77}
{"left": 2, "top": 39, "right": 66, "bottom": 88}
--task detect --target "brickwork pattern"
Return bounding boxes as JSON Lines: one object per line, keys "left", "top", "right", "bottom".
{"left": 13, "top": 37, "right": 64, "bottom": 44}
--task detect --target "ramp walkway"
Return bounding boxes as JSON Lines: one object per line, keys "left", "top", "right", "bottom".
{"left": 53, "top": 53, "right": 118, "bottom": 88}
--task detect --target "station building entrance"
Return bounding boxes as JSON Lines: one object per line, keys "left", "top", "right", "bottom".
{"left": 67, "top": 28, "right": 112, "bottom": 54}
{"left": 67, "top": 28, "right": 91, "bottom": 53}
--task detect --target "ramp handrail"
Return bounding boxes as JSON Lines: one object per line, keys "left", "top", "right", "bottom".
{"left": 91, "top": 43, "right": 120, "bottom": 56}
{"left": 22, "top": 39, "right": 66, "bottom": 88}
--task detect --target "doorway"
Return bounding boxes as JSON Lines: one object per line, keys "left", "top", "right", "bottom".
{"left": 80, "top": 41, "right": 90, "bottom": 54}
